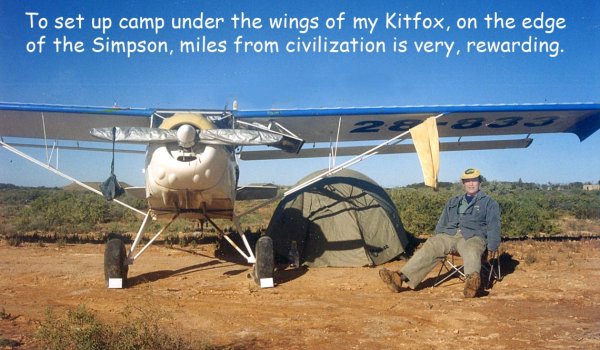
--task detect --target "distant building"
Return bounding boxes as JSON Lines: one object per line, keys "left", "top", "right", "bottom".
{"left": 583, "top": 184, "right": 600, "bottom": 191}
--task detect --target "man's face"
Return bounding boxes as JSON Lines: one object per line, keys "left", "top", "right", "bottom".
{"left": 462, "top": 178, "right": 481, "bottom": 195}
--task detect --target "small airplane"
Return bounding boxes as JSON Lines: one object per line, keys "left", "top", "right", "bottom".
{"left": 1, "top": 102, "right": 599, "bottom": 288}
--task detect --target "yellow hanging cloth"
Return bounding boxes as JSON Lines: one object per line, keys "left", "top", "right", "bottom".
{"left": 409, "top": 117, "right": 440, "bottom": 190}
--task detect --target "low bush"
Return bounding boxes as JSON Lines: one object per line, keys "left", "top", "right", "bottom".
{"left": 36, "top": 305, "right": 213, "bottom": 350}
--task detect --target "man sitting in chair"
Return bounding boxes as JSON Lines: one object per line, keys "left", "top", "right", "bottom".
{"left": 380, "top": 168, "right": 501, "bottom": 298}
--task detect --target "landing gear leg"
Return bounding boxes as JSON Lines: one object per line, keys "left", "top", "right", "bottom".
{"left": 105, "top": 211, "right": 177, "bottom": 289}
{"left": 205, "top": 216, "right": 273, "bottom": 288}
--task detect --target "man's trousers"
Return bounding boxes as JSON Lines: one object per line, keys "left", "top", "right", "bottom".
{"left": 400, "top": 232, "right": 486, "bottom": 289}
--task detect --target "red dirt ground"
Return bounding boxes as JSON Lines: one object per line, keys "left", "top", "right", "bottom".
{"left": 1, "top": 239, "right": 599, "bottom": 349}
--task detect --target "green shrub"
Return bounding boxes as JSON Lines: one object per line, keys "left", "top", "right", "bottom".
{"left": 36, "top": 305, "right": 209, "bottom": 350}
{"left": 13, "top": 189, "right": 147, "bottom": 234}
{"left": 389, "top": 187, "right": 452, "bottom": 235}
{"left": 387, "top": 182, "right": 598, "bottom": 238}
{"left": 37, "top": 306, "right": 111, "bottom": 350}
{"left": 3, "top": 182, "right": 598, "bottom": 239}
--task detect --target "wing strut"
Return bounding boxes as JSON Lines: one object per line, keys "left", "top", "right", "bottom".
{"left": 237, "top": 113, "right": 446, "bottom": 218}
{"left": 284, "top": 113, "right": 445, "bottom": 197}
{"left": 0, "top": 140, "right": 146, "bottom": 216}
{"left": 41, "top": 112, "right": 49, "bottom": 162}
{"left": 329, "top": 117, "right": 342, "bottom": 170}
{"left": 39, "top": 112, "right": 61, "bottom": 168}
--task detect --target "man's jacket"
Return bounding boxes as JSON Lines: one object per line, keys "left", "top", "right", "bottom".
{"left": 435, "top": 190, "right": 501, "bottom": 251}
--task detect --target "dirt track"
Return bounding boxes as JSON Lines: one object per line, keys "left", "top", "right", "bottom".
{"left": 1, "top": 239, "right": 600, "bottom": 349}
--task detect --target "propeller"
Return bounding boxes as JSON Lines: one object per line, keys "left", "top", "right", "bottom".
{"left": 90, "top": 125, "right": 302, "bottom": 153}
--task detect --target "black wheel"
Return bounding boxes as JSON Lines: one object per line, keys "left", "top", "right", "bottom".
{"left": 253, "top": 236, "right": 274, "bottom": 286}
{"left": 104, "top": 238, "right": 128, "bottom": 287}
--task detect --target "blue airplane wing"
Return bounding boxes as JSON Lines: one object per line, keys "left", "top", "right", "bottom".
{"left": 235, "top": 103, "right": 600, "bottom": 143}
{"left": 0, "top": 103, "right": 154, "bottom": 142}
{"left": 2, "top": 102, "right": 599, "bottom": 149}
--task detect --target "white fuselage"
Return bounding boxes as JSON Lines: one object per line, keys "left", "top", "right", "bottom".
{"left": 144, "top": 140, "right": 237, "bottom": 220}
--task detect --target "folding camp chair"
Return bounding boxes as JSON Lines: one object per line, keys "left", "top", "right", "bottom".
{"left": 434, "top": 250, "right": 502, "bottom": 288}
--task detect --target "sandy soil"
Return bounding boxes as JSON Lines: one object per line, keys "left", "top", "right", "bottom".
{"left": 1, "top": 238, "right": 599, "bottom": 349}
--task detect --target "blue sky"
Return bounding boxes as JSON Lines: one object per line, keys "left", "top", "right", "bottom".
{"left": 1, "top": 0, "right": 599, "bottom": 188}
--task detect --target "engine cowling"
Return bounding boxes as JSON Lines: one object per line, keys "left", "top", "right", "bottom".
{"left": 144, "top": 113, "right": 237, "bottom": 219}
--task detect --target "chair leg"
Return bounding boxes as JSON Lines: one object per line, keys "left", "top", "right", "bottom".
{"left": 484, "top": 255, "right": 502, "bottom": 289}
{"left": 434, "top": 255, "right": 465, "bottom": 287}
{"left": 485, "top": 263, "right": 494, "bottom": 289}
{"left": 433, "top": 258, "right": 448, "bottom": 286}
{"left": 436, "top": 252, "right": 502, "bottom": 289}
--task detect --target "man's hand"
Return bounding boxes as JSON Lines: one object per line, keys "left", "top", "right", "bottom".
{"left": 487, "top": 250, "right": 497, "bottom": 262}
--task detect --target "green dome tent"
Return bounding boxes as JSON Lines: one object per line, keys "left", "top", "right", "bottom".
{"left": 266, "top": 169, "right": 410, "bottom": 267}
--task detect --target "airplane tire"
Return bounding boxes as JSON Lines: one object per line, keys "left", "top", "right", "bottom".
{"left": 253, "top": 236, "right": 274, "bottom": 285}
{"left": 104, "top": 238, "right": 128, "bottom": 287}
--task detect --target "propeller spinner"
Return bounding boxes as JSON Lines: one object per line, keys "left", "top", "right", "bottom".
{"left": 176, "top": 124, "right": 196, "bottom": 148}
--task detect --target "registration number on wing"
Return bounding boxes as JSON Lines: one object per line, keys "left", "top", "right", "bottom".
{"left": 349, "top": 116, "right": 558, "bottom": 133}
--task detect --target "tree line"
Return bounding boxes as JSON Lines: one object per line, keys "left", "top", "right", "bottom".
{"left": 1, "top": 181, "right": 598, "bottom": 238}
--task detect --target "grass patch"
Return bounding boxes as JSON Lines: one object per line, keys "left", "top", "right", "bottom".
{"left": 36, "top": 304, "right": 216, "bottom": 350}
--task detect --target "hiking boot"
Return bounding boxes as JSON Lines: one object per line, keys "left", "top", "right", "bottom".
{"left": 379, "top": 268, "right": 404, "bottom": 293}
{"left": 463, "top": 272, "right": 481, "bottom": 298}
